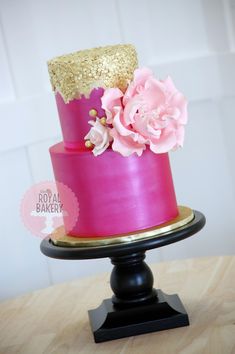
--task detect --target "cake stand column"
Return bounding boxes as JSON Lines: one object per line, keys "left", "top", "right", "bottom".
{"left": 88, "top": 251, "right": 190, "bottom": 342}
{"left": 110, "top": 252, "right": 157, "bottom": 307}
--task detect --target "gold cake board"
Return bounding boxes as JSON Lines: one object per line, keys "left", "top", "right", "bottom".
{"left": 50, "top": 206, "right": 194, "bottom": 248}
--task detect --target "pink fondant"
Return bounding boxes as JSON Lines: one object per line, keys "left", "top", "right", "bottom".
{"left": 55, "top": 88, "right": 105, "bottom": 149}
{"left": 50, "top": 144, "right": 178, "bottom": 237}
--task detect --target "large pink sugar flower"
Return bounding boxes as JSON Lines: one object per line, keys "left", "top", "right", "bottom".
{"left": 101, "top": 67, "right": 188, "bottom": 157}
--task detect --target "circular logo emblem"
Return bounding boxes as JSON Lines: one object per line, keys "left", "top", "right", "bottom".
{"left": 20, "top": 181, "right": 79, "bottom": 238}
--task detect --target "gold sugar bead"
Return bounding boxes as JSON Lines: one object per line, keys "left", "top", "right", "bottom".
{"left": 100, "top": 117, "right": 106, "bottom": 125}
{"left": 89, "top": 109, "right": 97, "bottom": 117}
{"left": 85, "top": 140, "right": 93, "bottom": 148}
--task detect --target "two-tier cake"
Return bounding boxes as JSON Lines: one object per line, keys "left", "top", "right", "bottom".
{"left": 48, "top": 44, "right": 187, "bottom": 238}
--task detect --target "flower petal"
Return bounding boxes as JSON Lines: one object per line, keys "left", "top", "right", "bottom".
{"left": 123, "top": 67, "right": 153, "bottom": 105}
{"left": 101, "top": 88, "right": 123, "bottom": 123}
{"left": 110, "top": 129, "right": 146, "bottom": 157}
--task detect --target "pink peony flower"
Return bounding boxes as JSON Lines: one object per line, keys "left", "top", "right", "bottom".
{"left": 84, "top": 118, "right": 112, "bottom": 156}
{"left": 101, "top": 67, "right": 188, "bottom": 157}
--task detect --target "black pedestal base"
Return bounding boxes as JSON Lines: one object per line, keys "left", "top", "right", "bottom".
{"left": 88, "top": 289, "right": 189, "bottom": 343}
{"left": 40, "top": 210, "right": 206, "bottom": 343}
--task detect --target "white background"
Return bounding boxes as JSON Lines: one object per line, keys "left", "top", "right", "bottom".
{"left": 0, "top": 0, "right": 235, "bottom": 300}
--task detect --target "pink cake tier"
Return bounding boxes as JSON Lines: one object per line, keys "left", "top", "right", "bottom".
{"left": 50, "top": 143, "right": 178, "bottom": 237}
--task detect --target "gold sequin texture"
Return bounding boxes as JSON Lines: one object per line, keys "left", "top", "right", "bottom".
{"left": 47, "top": 44, "right": 138, "bottom": 103}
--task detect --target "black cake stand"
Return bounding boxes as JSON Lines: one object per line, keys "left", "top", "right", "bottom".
{"left": 40, "top": 209, "right": 205, "bottom": 343}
